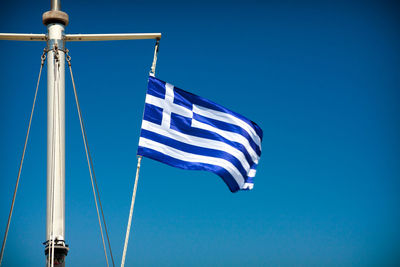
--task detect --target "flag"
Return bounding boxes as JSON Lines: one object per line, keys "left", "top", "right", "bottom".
{"left": 137, "top": 76, "right": 263, "bottom": 192}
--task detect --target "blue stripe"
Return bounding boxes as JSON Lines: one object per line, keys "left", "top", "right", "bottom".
{"left": 148, "top": 76, "right": 165, "bottom": 99}
{"left": 247, "top": 176, "right": 254, "bottom": 184}
{"left": 137, "top": 146, "right": 241, "bottom": 192}
{"left": 193, "top": 113, "right": 262, "bottom": 156}
{"left": 140, "top": 129, "right": 248, "bottom": 179}
{"left": 251, "top": 121, "right": 263, "bottom": 141}
{"left": 143, "top": 103, "right": 163, "bottom": 125}
{"left": 169, "top": 113, "right": 256, "bottom": 168}
{"left": 171, "top": 88, "right": 193, "bottom": 110}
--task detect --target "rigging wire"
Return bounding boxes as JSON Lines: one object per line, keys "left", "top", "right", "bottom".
{"left": 66, "top": 51, "right": 115, "bottom": 267}
{"left": 0, "top": 49, "right": 47, "bottom": 266}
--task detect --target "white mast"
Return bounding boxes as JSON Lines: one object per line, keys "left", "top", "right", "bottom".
{"left": 43, "top": 0, "right": 69, "bottom": 265}
{"left": 0, "top": 0, "right": 160, "bottom": 264}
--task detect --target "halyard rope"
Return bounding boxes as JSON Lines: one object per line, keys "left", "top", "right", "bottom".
{"left": 149, "top": 38, "right": 160, "bottom": 77}
{"left": 49, "top": 45, "right": 58, "bottom": 267}
{"left": 0, "top": 49, "right": 46, "bottom": 266}
{"left": 66, "top": 51, "right": 115, "bottom": 267}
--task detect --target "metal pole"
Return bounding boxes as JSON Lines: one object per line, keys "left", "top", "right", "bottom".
{"left": 0, "top": 2, "right": 161, "bottom": 265}
{"left": 43, "top": 1, "right": 69, "bottom": 265}
{"left": 64, "top": 33, "right": 161, "bottom": 41}
{"left": 0, "top": 33, "right": 46, "bottom": 41}
{"left": 51, "top": 0, "right": 61, "bottom": 11}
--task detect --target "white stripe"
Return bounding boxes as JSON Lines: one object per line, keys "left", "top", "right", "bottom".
{"left": 139, "top": 137, "right": 245, "bottom": 187}
{"left": 142, "top": 120, "right": 251, "bottom": 172}
{"left": 243, "top": 183, "right": 254, "bottom": 190}
{"left": 191, "top": 118, "right": 259, "bottom": 163}
{"left": 248, "top": 169, "right": 256, "bottom": 178}
{"left": 193, "top": 104, "right": 261, "bottom": 148}
{"left": 145, "top": 94, "right": 193, "bottom": 118}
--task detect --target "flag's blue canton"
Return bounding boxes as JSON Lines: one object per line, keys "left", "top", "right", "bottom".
{"left": 137, "top": 76, "right": 263, "bottom": 192}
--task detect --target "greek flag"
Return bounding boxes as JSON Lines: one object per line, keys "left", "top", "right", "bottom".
{"left": 137, "top": 76, "right": 263, "bottom": 192}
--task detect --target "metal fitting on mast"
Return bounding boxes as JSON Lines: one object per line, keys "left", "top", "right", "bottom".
{"left": 44, "top": 240, "right": 69, "bottom": 266}
{"left": 42, "top": 10, "right": 69, "bottom": 26}
{"left": 43, "top": 0, "right": 69, "bottom": 26}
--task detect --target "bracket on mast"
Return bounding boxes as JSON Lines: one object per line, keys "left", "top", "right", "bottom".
{"left": 44, "top": 240, "right": 69, "bottom": 266}
{"left": 47, "top": 39, "right": 65, "bottom": 50}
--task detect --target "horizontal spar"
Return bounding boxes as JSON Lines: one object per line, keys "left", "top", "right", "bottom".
{"left": 0, "top": 33, "right": 47, "bottom": 41}
{"left": 64, "top": 33, "right": 161, "bottom": 41}
{"left": 0, "top": 33, "right": 161, "bottom": 42}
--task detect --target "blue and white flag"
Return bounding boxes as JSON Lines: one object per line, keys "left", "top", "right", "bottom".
{"left": 137, "top": 76, "right": 263, "bottom": 192}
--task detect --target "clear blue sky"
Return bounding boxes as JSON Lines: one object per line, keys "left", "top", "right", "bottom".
{"left": 1, "top": 0, "right": 399, "bottom": 266}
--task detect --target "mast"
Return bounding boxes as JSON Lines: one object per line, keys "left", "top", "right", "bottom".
{"left": 0, "top": 0, "right": 160, "bottom": 263}
{"left": 43, "top": 0, "right": 69, "bottom": 265}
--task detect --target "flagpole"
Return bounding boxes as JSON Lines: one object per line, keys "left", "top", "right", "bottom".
{"left": 121, "top": 157, "right": 142, "bottom": 267}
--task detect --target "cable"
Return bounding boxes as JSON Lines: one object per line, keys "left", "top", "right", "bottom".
{"left": 66, "top": 52, "right": 115, "bottom": 267}
{"left": 0, "top": 49, "right": 46, "bottom": 266}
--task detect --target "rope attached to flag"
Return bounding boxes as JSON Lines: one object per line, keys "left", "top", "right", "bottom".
{"left": 149, "top": 38, "right": 160, "bottom": 77}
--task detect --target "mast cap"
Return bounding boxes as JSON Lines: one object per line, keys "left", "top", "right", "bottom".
{"left": 42, "top": 10, "right": 69, "bottom": 26}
